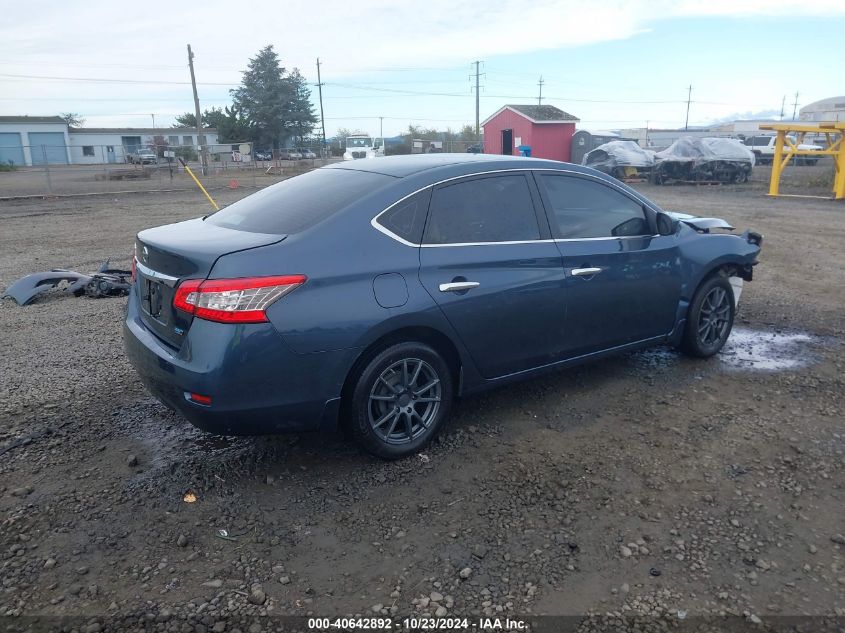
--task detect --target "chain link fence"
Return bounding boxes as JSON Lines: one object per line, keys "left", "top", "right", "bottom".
{"left": 0, "top": 142, "right": 334, "bottom": 198}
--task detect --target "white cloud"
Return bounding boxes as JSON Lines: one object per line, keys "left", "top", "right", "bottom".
{"left": 1, "top": 0, "right": 843, "bottom": 130}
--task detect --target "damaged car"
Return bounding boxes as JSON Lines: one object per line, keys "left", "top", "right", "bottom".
{"left": 582, "top": 140, "right": 655, "bottom": 180}
{"left": 652, "top": 137, "right": 755, "bottom": 185}
{"left": 124, "top": 154, "right": 762, "bottom": 459}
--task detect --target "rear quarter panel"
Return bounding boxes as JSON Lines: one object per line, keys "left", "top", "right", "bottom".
{"left": 207, "top": 176, "right": 465, "bottom": 357}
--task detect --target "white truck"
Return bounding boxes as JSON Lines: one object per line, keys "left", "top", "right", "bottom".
{"left": 743, "top": 134, "right": 823, "bottom": 165}
{"left": 343, "top": 135, "right": 384, "bottom": 160}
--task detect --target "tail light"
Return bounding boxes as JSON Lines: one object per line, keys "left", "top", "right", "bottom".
{"left": 131, "top": 244, "right": 137, "bottom": 282}
{"left": 173, "top": 275, "right": 306, "bottom": 324}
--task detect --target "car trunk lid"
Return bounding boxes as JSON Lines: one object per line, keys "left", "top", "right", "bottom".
{"left": 135, "top": 218, "right": 284, "bottom": 348}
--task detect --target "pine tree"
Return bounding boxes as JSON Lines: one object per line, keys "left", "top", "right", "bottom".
{"left": 230, "top": 45, "right": 316, "bottom": 149}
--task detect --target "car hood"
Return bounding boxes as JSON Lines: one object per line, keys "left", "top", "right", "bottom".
{"left": 665, "top": 211, "right": 734, "bottom": 231}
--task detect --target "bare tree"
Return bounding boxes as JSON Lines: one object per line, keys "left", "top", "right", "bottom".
{"left": 60, "top": 113, "right": 85, "bottom": 127}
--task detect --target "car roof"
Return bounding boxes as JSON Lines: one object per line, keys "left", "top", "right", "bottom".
{"left": 324, "top": 153, "right": 594, "bottom": 178}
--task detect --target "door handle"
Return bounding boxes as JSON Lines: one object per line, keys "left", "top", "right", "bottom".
{"left": 570, "top": 267, "right": 603, "bottom": 277}
{"left": 439, "top": 281, "right": 480, "bottom": 293}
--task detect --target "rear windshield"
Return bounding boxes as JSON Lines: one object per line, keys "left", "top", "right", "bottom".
{"left": 206, "top": 168, "right": 394, "bottom": 234}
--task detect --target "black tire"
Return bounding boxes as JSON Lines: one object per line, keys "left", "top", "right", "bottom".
{"left": 680, "top": 275, "right": 735, "bottom": 358}
{"left": 348, "top": 342, "right": 453, "bottom": 459}
{"left": 733, "top": 169, "right": 748, "bottom": 184}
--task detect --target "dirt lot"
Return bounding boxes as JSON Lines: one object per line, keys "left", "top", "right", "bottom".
{"left": 0, "top": 178, "right": 843, "bottom": 631}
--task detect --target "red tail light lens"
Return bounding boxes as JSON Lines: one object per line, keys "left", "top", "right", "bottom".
{"left": 173, "top": 275, "right": 306, "bottom": 324}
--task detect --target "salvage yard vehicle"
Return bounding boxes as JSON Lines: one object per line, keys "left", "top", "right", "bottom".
{"left": 276, "top": 148, "right": 302, "bottom": 160}
{"left": 652, "top": 137, "right": 754, "bottom": 184}
{"left": 742, "top": 134, "right": 823, "bottom": 165}
{"left": 344, "top": 135, "right": 384, "bottom": 160}
{"left": 124, "top": 154, "right": 762, "bottom": 459}
{"left": 582, "top": 140, "right": 655, "bottom": 179}
{"left": 127, "top": 148, "right": 157, "bottom": 165}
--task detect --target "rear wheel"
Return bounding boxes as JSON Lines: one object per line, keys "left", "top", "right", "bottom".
{"left": 349, "top": 342, "right": 453, "bottom": 459}
{"left": 733, "top": 169, "right": 748, "bottom": 184}
{"left": 680, "top": 275, "right": 735, "bottom": 358}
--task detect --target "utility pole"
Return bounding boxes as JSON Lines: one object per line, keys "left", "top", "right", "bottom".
{"left": 537, "top": 76, "right": 544, "bottom": 106}
{"left": 316, "top": 58, "right": 327, "bottom": 157}
{"left": 780, "top": 95, "right": 786, "bottom": 120}
{"left": 187, "top": 44, "right": 207, "bottom": 174}
{"left": 379, "top": 116, "right": 383, "bottom": 139}
{"left": 791, "top": 91, "right": 799, "bottom": 121}
{"left": 684, "top": 85, "right": 692, "bottom": 131}
{"left": 472, "top": 60, "right": 482, "bottom": 137}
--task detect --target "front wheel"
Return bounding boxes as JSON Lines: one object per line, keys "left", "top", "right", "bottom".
{"left": 680, "top": 275, "right": 735, "bottom": 358}
{"left": 348, "top": 342, "right": 453, "bottom": 459}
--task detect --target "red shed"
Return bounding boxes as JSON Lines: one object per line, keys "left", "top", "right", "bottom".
{"left": 481, "top": 104, "right": 579, "bottom": 162}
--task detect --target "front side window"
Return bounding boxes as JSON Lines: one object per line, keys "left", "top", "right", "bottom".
{"left": 540, "top": 175, "right": 650, "bottom": 239}
{"left": 423, "top": 174, "right": 540, "bottom": 245}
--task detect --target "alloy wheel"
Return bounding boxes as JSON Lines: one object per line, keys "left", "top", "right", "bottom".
{"left": 697, "top": 286, "right": 731, "bottom": 346}
{"left": 368, "top": 358, "right": 442, "bottom": 445}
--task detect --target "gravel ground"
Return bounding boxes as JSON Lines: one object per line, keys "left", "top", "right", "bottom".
{"left": 0, "top": 180, "right": 843, "bottom": 632}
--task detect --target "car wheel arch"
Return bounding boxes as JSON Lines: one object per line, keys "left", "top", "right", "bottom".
{"left": 685, "top": 261, "right": 750, "bottom": 303}
{"left": 340, "top": 325, "right": 463, "bottom": 410}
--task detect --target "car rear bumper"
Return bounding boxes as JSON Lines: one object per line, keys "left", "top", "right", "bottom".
{"left": 123, "top": 290, "right": 355, "bottom": 435}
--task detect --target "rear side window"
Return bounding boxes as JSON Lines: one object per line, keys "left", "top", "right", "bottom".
{"left": 375, "top": 188, "right": 431, "bottom": 244}
{"left": 540, "top": 175, "right": 650, "bottom": 239}
{"left": 206, "top": 168, "right": 393, "bottom": 234}
{"left": 423, "top": 174, "right": 540, "bottom": 245}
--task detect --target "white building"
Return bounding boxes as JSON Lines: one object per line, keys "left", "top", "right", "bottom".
{"left": 0, "top": 116, "right": 71, "bottom": 166}
{"left": 800, "top": 96, "right": 845, "bottom": 123}
{"left": 68, "top": 127, "right": 219, "bottom": 164}
{"left": 0, "top": 116, "right": 219, "bottom": 166}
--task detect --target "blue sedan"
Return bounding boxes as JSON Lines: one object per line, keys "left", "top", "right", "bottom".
{"left": 124, "top": 154, "right": 762, "bottom": 459}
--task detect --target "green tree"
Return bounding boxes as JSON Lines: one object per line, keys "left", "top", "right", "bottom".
{"left": 230, "top": 45, "right": 317, "bottom": 149}
{"left": 459, "top": 124, "right": 478, "bottom": 141}
{"left": 286, "top": 68, "right": 318, "bottom": 144}
{"left": 173, "top": 107, "right": 224, "bottom": 129}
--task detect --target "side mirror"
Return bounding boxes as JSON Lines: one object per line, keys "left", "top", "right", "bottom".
{"left": 656, "top": 212, "right": 679, "bottom": 236}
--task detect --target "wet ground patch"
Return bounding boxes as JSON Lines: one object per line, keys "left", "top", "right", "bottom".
{"left": 628, "top": 326, "right": 821, "bottom": 374}
{"left": 719, "top": 326, "right": 819, "bottom": 371}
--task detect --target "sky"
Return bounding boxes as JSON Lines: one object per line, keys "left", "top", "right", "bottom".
{"left": 2, "top": 0, "right": 844, "bottom": 138}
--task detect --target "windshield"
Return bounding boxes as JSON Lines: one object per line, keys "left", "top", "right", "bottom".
{"left": 347, "top": 137, "right": 373, "bottom": 148}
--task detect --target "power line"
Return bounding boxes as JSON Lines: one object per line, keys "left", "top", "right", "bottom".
{"left": 0, "top": 72, "right": 237, "bottom": 87}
